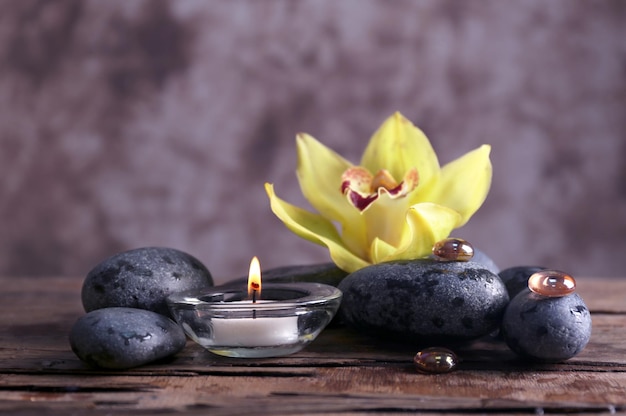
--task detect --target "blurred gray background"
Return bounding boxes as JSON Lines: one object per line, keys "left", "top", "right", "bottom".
{"left": 0, "top": 0, "right": 624, "bottom": 283}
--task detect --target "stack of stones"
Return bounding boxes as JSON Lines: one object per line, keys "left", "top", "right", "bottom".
{"left": 337, "top": 238, "right": 592, "bottom": 373}
{"left": 70, "top": 247, "right": 214, "bottom": 369}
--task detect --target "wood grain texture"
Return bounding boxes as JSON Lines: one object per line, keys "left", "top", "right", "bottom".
{"left": 0, "top": 276, "right": 624, "bottom": 415}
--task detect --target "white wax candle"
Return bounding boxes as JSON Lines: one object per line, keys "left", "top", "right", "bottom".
{"left": 211, "top": 314, "right": 299, "bottom": 347}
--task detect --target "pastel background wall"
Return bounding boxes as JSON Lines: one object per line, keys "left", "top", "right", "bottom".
{"left": 1, "top": 0, "right": 624, "bottom": 283}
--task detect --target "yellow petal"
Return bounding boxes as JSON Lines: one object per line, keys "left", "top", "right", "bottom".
{"left": 296, "top": 133, "right": 354, "bottom": 222}
{"left": 362, "top": 188, "right": 413, "bottom": 248}
{"left": 265, "top": 183, "right": 370, "bottom": 273}
{"left": 422, "top": 145, "right": 492, "bottom": 226}
{"left": 296, "top": 133, "right": 368, "bottom": 257}
{"left": 361, "top": 112, "right": 440, "bottom": 187}
{"left": 390, "top": 203, "right": 463, "bottom": 261}
{"left": 369, "top": 237, "right": 398, "bottom": 264}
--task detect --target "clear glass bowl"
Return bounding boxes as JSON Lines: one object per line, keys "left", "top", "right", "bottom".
{"left": 166, "top": 283, "right": 342, "bottom": 358}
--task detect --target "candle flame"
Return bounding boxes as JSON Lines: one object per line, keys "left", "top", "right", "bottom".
{"left": 247, "top": 256, "right": 261, "bottom": 301}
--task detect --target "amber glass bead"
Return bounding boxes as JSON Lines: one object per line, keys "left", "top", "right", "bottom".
{"left": 413, "top": 347, "right": 459, "bottom": 374}
{"left": 527, "top": 270, "right": 576, "bottom": 298}
{"left": 432, "top": 238, "right": 474, "bottom": 262}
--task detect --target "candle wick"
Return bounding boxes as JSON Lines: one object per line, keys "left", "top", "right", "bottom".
{"left": 252, "top": 289, "right": 257, "bottom": 304}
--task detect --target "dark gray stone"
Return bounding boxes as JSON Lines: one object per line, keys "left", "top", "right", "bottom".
{"left": 69, "top": 307, "right": 187, "bottom": 369}
{"left": 498, "top": 266, "right": 547, "bottom": 299}
{"left": 82, "top": 247, "right": 213, "bottom": 317}
{"left": 471, "top": 248, "right": 500, "bottom": 274}
{"left": 501, "top": 290, "right": 592, "bottom": 362}
{"left": 338, "top": 259, "right": 509, "bottom": 343}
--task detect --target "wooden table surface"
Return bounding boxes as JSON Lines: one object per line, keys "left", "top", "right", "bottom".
{"left": 1, "top": 276, "right": 625, "bottom": 415}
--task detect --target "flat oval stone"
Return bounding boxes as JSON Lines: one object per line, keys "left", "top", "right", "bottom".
{"left": 414, "top": 347, "right": 459, "bottom": 374}
{"left": 432, "top": 238, "right": 474, "bottom": 262}
{"left": 528, "top": 269, "right": 576, "bottom": 297}
{"left": 82, "top": 247, "right": 213, "bottom": 317}
{"left": 338, "top": 260, "right": 510, "bottom": 343}
{"left": 69, "top": 307, "right": 187, "bottom": 369}
{"left": 501, "top": 291, "right": 591, "bottom": 362}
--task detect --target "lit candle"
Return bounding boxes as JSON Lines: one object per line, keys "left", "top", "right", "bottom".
{"left": 209, "top": 257, "right": 299, "bottom": 347}
{"left": 167, "top": 257, "right": 342, "bottom": 358}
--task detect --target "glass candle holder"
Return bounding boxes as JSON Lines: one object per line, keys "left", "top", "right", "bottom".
{"left": 166, "top": 283, "right": 342, "bottom": 358}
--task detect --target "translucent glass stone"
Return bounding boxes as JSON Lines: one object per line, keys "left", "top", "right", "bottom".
{"left": 527, "top": 270, "right": 576, "bottom": 297}
{"left": 413, "top": 347, "right": 459, "bottom": 374}
{"left": 432, "top": 238, "right": 474, "bottom": 262}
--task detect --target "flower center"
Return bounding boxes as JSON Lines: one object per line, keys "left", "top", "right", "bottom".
{"left": 341, "top": 167, "right": 418, "bottom": 212}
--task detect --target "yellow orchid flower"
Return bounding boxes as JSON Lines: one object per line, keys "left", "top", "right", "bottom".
{"left": 265, "top": 112, "right": 492, "bottom": 273}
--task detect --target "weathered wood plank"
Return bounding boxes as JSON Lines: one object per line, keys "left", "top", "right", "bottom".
{"left": 576, "top": 277, "right": 626, "bottom": 313}
{"left": 0, "top": 396, "right": 619, "bottom": 416}
{"left": 1, "top": 369, "right": 625, "bottom": 413}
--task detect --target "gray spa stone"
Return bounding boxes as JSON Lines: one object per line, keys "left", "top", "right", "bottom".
{"left": 69, "top": 307, "right": 187, "bottom": 369}
{"left": 338, "top": 259, "right": 509, "bottom": 343}
{"left": 82, "top": 247, "right": 213, "bottom": 317}
{"left": 501, "top": 290, "right": 592, "bottom": 362}
{"left": 498, "top": 266, "right": 547, "bottom": 299}
{"left": 471, "top": 248, "right": 500, "bottom": 274}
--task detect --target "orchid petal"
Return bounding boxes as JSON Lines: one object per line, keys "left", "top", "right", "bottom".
{"left": 361, "top": 112, "right": 440, "bottom": 186}
{"left": 341, "top": 167, "right": 378, "bottom": 211}
{"left": 341, "top": 167, "right": 373, "bottom": 196}
{"left": 265, "top": 183, "right": 369, "bottom": 273}
{"left": 421, "top": 145, "right": 492, "bottom": 226}
{"left": 369, "top": 203, "right": 462, "bottom": 264}
{"left": 296, "top": 133, "right": 369, "bottom": 257}
{"left": 391, "top": 203, "right": 463, "bottom": 261}
{"left": 297, "top": 133, "right": 354, "bottom": 222}
{"left": 370, "top": 169, "right": 399, "bottom": 192}
{"left": 362, "top": 189, "right": 412, "bottom": 249}
{"left": 398, "top": 167, "right": 419, "bottom": 196}
{"left": 370, "top": 237, "right": 398, "bottom": 264}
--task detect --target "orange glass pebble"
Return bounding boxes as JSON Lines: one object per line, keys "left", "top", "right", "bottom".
{"left": 414, "top": 347, "right": 459, "bottom": 374}
{"left": 527, "top": 270, "right": 576, "bottom": 297}
{"left": 432, "top": 238, "right": 474, "bottom": 262}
